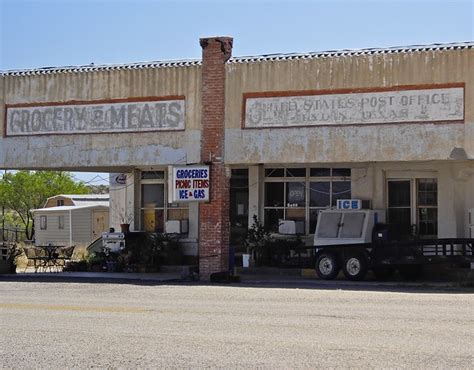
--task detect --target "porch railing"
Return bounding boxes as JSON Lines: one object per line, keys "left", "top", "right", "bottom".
{"left": 1, "top": 227, "right": 28, "bottom": 243}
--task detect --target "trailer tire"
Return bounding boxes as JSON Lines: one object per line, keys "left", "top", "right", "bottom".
{"left": 342, "top": 254, "right": 368, "bottom": 281}
{"left": 315, "top": 252, "right": 340, "bottom": 280}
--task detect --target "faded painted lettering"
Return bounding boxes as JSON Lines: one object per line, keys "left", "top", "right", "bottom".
{"left": 244, "top": 87, "right": 464, "bottom": 128}
{"left": 6, "top": 99, "right": 185, "bottom": 136}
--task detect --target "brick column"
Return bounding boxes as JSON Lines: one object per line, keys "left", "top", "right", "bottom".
{"left": 199, "top": 36, "right": 233, "bottom": 280}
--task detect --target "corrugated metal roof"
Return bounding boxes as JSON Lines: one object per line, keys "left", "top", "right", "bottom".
{"left": 73, "top": 201, "right": 110, "bottom": 207}
{"left": 230, "top": 41, "right": 474, "bottom": 63}
{"left": 32, "top": 204, "right": 109, "bottom": 212}
{"left": 59, "top": 194, "right": 109, "bottom": 200}
{"left": 44, "top": 194, "right": 109, "bottom": 208}
{"left": 1, "top": 41, "right": 473, "bottom": 77}
{"left": 1, "top": 59, "right": 201, "bottom": 77}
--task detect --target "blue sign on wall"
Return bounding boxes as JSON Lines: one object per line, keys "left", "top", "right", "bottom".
{"left": 170, "top": 165, "right": 210, "bottom": 202}
{"left": 336, "top": 199, "right": 362, "bottom": 210}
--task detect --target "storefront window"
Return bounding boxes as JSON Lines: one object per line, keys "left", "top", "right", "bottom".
{"left": 265, "top": 168, "right": 285, "bottom": 177}
{"left": 141, "top": 184, "right": 164, "bottom": 208}
{"left": 286, "top": 182, "right": 305, "bottom": 207}
{"left": 139, "top": 171, "right": 188, "bottom": 233}
{"left": 265, "top": 182, "right": 284, "bottom": 207}
{"left": 263, "top": 167, "right": 351, "bottom": 234}
{"left": 309, "top": 182, "right": 330, "bottom": 207}
{"left": 141, "top": 171, "right": 165, "bottom": 180}
{"left": 286, "top": 168, "right": 306, "bottom": 177}
{"left": 332, "top": 181, "right": 352, "bottom": 206}
{"left": 310, "top": 168, "right": 331, "bottom": 177}
{"left": 264, "top": 209, "right": 284, "bottom": 232}
{"left": 332, "top": 168, "right": 351, "bottom": 177}
{"left": 308, "top": 180, "right": 351, "bottom": 233}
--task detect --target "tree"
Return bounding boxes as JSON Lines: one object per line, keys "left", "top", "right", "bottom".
{"left": 87, "top": 184, "right": 109, "bottom": 195}
{"left": 0, "top": 171, "right": 90, "bottom": 240}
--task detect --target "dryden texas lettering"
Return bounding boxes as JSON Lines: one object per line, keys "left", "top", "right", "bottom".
{"left": 172, "top": 166, "right": 210, "bottom": 202}
{"left": 6, "top": 99, "right": 185, "bottom": 136}
{"left": 244, "top": 87, "right": 464, "bottom": 128}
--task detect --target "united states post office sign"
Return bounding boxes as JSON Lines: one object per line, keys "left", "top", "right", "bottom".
{"left": 169, "top": 165, "right": 210, "bottom": 202}
{"left": 5, "top": 97, "right": 185, "bottom": 136}
{"left": 243, "top": 85, "right": 464, "bottom": 128}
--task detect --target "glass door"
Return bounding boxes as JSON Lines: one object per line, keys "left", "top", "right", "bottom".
{"left": 387, "top": 180, "right": 412, "bottom": 239}
{"left": 230, "top": 169, "right": 249, "bottom": 244}
{"left": 387, "top": 178, "right": 438, "bottom": 239}
{"left": 416, "top": 179, "right": 438, "bottom": 237}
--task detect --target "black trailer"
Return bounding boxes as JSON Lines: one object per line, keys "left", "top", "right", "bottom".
{"left": 314, "top": 238, "right": 474, "bottom": 280}
{"left": 312, "top": 209, "right": 474, "bottom": 280}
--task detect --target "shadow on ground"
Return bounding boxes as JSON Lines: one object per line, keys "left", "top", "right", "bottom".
{"left": 1, "top": 271, "right": 473, "bottom": 294}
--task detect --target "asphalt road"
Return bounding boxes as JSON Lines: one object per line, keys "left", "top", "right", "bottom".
{"left": 0, "top": 281, "right": 473, "bottom": 368}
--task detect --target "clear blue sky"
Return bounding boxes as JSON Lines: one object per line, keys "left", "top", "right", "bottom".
{"left": 1, "top": 0, "right": 473, "bottom": 184}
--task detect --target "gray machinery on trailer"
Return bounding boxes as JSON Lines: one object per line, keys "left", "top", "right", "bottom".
{"left": 313, "top": 208, "right": 474, "bottom": 281}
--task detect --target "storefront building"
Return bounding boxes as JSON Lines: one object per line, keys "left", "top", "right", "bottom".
{"left": 1, "top": 37, "right": 473, "bottom": 279}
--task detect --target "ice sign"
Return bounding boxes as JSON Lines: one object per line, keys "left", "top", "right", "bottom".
{"left": 336, "top": 199, "right": 361, "bottom": 210}
{"left": 170, "top": 165, "right": 210, "bottom": 202}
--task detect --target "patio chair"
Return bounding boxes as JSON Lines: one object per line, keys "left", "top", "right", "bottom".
{"left": 57, "top": 246, "right": 75, "bottom": 269}
{"left": 23, "top": 247, "right": 46, "bottom": 273}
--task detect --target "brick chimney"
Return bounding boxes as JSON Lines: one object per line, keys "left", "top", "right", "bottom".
{"left": 198, "top": 36, "right": 233, "bottom": 280}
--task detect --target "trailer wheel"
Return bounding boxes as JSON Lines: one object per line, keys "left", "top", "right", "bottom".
{"left": 315, "top": 252, "right": 340, "bottom": 280}
{"left": 342, "top": 254, "right": 368, "bottom": 281}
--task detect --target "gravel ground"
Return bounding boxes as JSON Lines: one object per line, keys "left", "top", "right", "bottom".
{"left": 0, "top": 281, "right": 473, "bottom": 368}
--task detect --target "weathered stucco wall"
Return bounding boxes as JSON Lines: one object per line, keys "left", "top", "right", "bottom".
{"left": 225, "top": 48, "right": 474, "bottom": 164}
{"left": 0, "top": 65, "right": 202, "bottom": 170}
{"left": 1, "top": 47, "right": 473, "bottom": 170}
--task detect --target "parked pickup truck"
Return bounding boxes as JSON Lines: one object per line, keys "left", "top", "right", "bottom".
{"left": 313, "top": 209, "right": 474, "bottom": 280}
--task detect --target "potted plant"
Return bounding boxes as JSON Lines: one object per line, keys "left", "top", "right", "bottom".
{"left": 119, "top": 210, "right": 134, "bottom": 233}
{"left": 110, "top": 199, "right": 135, "bottom": 233}
{"left": 242, "top": 215, "right": 271, "bottom": 267}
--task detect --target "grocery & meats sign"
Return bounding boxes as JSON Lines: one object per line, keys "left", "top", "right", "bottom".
{"left": 5, "top": 97, "right": 185, "bottom": 136}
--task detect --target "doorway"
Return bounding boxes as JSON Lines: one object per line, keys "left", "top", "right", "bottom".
{"left": 229, "top": 169, "right": 249, "bottom": 244}
{"left": 92, "top": 210, "right": 109, "bottom": 239}
{"left": 387, "top": 178, "right": 438, "bottom": 239}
